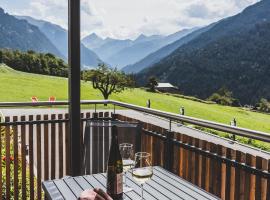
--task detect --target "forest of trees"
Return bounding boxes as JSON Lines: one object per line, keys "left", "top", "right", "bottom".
{"left": 0, "top": 49, "right": 68, "bottom": 77}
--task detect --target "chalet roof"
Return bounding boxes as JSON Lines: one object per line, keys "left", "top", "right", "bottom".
{"left": 156, "top": 83, "right": 176, "bottom": 88}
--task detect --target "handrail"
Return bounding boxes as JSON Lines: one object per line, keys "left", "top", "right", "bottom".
{"left": 0, "top": 100, "right": 270, "bottom": 143}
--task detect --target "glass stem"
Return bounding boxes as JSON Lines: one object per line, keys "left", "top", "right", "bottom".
{"left": 141, "top": 184, "right": 144, "bottom": 199}
{"left": 124, "top": 172, "right": 127, "bottom": 186}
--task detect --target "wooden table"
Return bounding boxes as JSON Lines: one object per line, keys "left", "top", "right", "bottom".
{"left": 42, "top": 166, "right": 220, "bottom": 200}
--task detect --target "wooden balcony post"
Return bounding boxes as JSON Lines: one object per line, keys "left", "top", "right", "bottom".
{"left": 68, "top": 0, "right": 81, "bottom": 176}
{"left": 164, "top": 130, "right": 174, "bottom": 171}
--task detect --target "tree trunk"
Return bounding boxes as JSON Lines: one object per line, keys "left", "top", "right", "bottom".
{"left": 102, "top": 92, "right": 109, "bottom": 106}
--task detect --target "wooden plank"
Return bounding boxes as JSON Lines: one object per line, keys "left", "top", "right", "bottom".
{"left": 44, "top": 115, "right": 49, "bottom": 180}
{"left": 261, "top": 158, "right": 268, "bottom": 200}
{"left": 214, "top": 145, "right": 222, "bottom": 197}
{"left": 159, "top": 128, "right": 165, "bottom": 167}
{"left": 64, "top": 178, "right": 83, "bottom": 198}
{"left": 173, "top": 133, "right": 181, "bottom": 175}
{"left": 73, "top": 176, "right": 94, "bottom": 190}
{"left": 239, "top": 152, "right": 246, "bottom": 200}
{"left": 42, "top": 181, "right": 64, "bottom": 200}
{"left": 29, "top": 115, "right": 35, "bottom": 200}
{"left": 182, "top": 134, "right": 188, "bottom": 180}
{"left": 244, "top": 153, "right": 252, "bottom": 200}
{"left": 199, "top": 139, "right": 206, "bottom": 189}
{"left": 65, "top": 113, "right": 70, "bottom": 175}
{"left": 189, "top": 137, "right": 196, "bottom": 184}
{"left": 187, "top": 136, "right": 193, "bottom": 183}
{"left": 205, "top": 142, "right": 210, "bottom": 192}
{"left": 234, "top": 150, "right": 241, "bottom": 200}
{"left": 5, "top": 117, "right": 10, "bottom": 200}
{"left": 193, "top": 138, "right": 200, "bottom": 186}
{"left": 53, "top": 180, "right": 77, "bottom": 200}
{"left": 197, "top": 139, "right": 202, "bottom": 187}
{"left": 229, "top": 150, "right": 236, "bottom": 200}
{"left": 153, "top": 170, "right": 200, "bottom": 199}
{"left": 155, "top": 166, "right": 219, "bottom": 200}
{"left": 255, "top": 156, "right": 262, "bottom": 200}
{"left": 51, "top": 114, "right": 56, "bottom": 179}
{"left": 225, "top": 148, "right": 231, "bottom": 200}
{"left": 12, "top": 116, "right": 19, "bottom": 200}
{"left": 58, "top": 114, "right": 64, "bottom": 178}
{"left": 20, "top": 116, "right": 27, "bottom": 200}
{"left": 220, "top": 146, "right": 226, "bottom": 200}
{"left": 209, "top": 143, "right": 216, "bottom": 194}
{"left": 249, "top": 155, "right": 256, "bottom": 200}
{"left": 36, "top": 115, "right": 42, "bottom": 200}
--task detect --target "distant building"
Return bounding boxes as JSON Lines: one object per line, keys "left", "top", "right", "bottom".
{"left": 155, "top": 83, "right": 179, "bottom": 93}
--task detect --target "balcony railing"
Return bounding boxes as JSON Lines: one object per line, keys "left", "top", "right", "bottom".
{"left": 0, "top": 100, "right": 269, "bottom": 200}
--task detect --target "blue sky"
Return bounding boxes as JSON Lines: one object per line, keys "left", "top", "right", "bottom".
{"left": 1, "top": 0, "right": 259, "bottom": 39}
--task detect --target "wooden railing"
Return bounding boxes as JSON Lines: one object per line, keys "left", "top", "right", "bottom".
{"left": 0, "top": 111, "right": 270, "bottom": 200}
{"left": 116, "top": 114, "right": 270, "bottom": 200}
{"left": 0, "top": 113, "right": 72, "bottom": 200}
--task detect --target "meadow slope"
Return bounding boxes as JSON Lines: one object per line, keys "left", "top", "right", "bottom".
{"left": 0, "top": 64, "right": 270, "bottom": 134}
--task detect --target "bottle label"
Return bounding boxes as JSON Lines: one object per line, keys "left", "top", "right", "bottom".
{"left": 116, "top": 173, "right": 123, "bottom": 194}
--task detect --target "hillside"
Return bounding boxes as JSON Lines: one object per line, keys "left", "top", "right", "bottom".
{"left": 0, "top": 8, "right": 62, "bottom": 59}
{"left": 138, "top": 0, "right": 270, "bottom": 105}
{"left": 0, "top": 64, "right": 270, "bottom": 135}
{"left": 16, "top": 16, "right": 103, "bottom": 69}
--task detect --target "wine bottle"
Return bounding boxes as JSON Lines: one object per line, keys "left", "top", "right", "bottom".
{"left": 107, "top": 125, "right": 123, "bottom": 199}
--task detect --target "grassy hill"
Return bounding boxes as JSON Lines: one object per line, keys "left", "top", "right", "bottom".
{"left": 1, "top": 64, "right": 270, "bottom": 136}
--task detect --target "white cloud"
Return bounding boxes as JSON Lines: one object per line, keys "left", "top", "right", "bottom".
{"left": 4, "top": 0, "right": 260, "bottom": 39}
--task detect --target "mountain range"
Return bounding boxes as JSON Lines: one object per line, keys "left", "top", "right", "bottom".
{"left": 16, "top": 15, "right": 102, "bottom": 69}
{"left": 0, "top": 8, "right": 63, "bottom": 58}
{"left": 122, "top": 25, "right": 214, "bottom": 73}
{"left": 137, "top": 0, "right": 270, "bottom": 104}
{"left": 82, "top": 28, "right": 197, "bottom": 69}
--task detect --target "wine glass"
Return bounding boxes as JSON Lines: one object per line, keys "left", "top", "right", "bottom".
{"left": 132, "top": 152, "right": 153, "bottom": 199}
{"left": 119, "top": 143, "right": 134, "bottom": 192}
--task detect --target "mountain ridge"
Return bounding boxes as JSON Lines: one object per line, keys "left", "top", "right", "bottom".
{"left": 16, "top": 15, "right": 103, "bottom": 68}
{"left": 0, "top": 8, "right": 63, "bottom": 59}
{"left": 82, "top": 28, "right": 197, "bottom": 68}
{"left": 137, "top": 0, "right": 270, "bottom": 104}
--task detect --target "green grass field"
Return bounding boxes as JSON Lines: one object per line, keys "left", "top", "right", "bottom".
{"left": 1, "top": 64, "right": 270, "bottom": 135}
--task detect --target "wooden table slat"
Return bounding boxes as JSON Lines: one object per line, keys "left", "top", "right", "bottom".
{"left": 42, "top": 181, "right": 64, "bottom": 200}
{"left": 155, "top": 166, "right": 218, "bottom": 200}
{"left": 43, "top": 166, "right": 220, "bottom": 200}
{"left": 53, "top": 179, "right": 77, "bottom": 200}
{"left": 64, "top": 178, "right": 84, "bottom": 198}
{"left": 73, "top": 176, "right": 94, "bottom": 190}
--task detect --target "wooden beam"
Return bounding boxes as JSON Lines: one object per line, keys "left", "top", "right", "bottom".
{"left": 68, "top": 0, "right": 81, "bottom": 176}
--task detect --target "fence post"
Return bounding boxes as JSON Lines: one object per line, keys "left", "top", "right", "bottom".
{"left": 164, "top": 130, "right": 174, "bottom": 171}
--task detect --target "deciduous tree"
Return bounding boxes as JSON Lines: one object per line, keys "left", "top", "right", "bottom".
{"left": 83, "top": 63, "right": 135, "bottom": 100}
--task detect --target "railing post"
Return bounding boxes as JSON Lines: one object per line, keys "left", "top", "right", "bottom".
{"left": 164, "top": 130, "right": 174, "bottom": 171}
